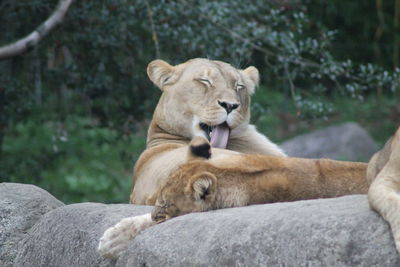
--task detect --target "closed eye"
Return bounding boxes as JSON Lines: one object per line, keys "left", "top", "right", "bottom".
{"left": 236, "top": 83, "right": 245, "bottom": 91}
{"left": 197, "top": 78, "right": 213, "bottom": 87}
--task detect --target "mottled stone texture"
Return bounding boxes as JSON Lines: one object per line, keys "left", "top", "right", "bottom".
{"left": 117, "top": 196, "right": 399, "bottom": 267}
{"left": 13, "top": 202, "right": 152, "bottom": 267}
{"left": 2, "top": 183, "right": 399, "bottom": 267}
{"left": 0, "top": 183, "right": 64, "bottom": 266}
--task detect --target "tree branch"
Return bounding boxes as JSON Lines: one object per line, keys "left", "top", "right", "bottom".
{"left": 0, "top": 0, "right": 74, "bottom": 60}
{"left": 144, "top": 0, "right": 161, "bottom": 58}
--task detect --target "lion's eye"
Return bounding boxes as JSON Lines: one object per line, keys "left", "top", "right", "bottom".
{"left": 236, "top": 83, "right": 245, "bottom": 91}
{"left": 197, "top": 78, "right": 212, "bottom": 87}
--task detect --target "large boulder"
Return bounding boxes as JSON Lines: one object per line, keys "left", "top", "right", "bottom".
{"left": 0, "top": 183, "right": 64, "bottom": 266}
{"left": 281, "top": 122, "right": 378, "bottom": 161}
{"left": 13, "top": 202, "right": 152, "bottom": 267}
{"left": 117, "top": 195, "right": 399, "bottom": 267}
{"left": 2, "top": 183, "right": 398, "bottom": 266}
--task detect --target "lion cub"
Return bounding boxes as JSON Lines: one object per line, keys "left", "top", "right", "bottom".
{"left": 151, "top": 136, "right": 369, "bottom": 222}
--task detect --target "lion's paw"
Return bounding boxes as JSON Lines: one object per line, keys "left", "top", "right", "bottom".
{"left": 98, "top": 213, "right": 154, "bottom": 259}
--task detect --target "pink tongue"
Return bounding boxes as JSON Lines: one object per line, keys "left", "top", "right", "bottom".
{"left": 210, "top": 123, "right": 230, "bottom": 149}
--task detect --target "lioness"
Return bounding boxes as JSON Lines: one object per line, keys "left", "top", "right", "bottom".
{"left": 131, "top": 58, "right": 286, "bottom": 205}
{"left": 99, "top": 58, "right": 400, "bottom": 259}
{"left": 99, "top": 58, "right": 289, "bottom": 258}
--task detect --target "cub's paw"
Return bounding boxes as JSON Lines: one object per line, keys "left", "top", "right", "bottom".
{"left": 98, "top": 213, "right": 154, "bottom": 259}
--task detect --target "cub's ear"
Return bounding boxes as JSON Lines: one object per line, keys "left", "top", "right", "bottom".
{"left": 147, "top": 59, "right": 176, "bottom": 90}
{"left": 186, "top": 172, "right": 216, "bottom": 201}
{"left": 242, "top": 66, "right": 260, "bottom": 94}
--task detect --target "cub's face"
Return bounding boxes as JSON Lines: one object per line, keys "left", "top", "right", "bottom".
{"left": 147, "top": 58, "right": 259, "bottom": 145}
{"left": 151, "top": 168, "right": 217, "bottom": 223}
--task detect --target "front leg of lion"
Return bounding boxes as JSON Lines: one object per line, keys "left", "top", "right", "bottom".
{"left": 98, "top": 214, "right": 155, "bottom": 259}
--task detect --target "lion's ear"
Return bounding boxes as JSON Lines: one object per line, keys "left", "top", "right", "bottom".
{"left": 242, "top": 66, "right": 260, "bottom": 94}
{"left": 186, "top": 172, "right": 216, "bottom": 201}
{"left": 147, "top": 59, "right": 176, "bottom": 90}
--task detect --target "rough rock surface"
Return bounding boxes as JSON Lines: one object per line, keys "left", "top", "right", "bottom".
{"left": 117, "top": 195, "right": 399, "bottom": 267}
{"left": 2, "top": 183, "right": 398, "bottom": 266}
{"left": 13, "top": 202, "right": 152, "bottom": 267}
{"left": 281, "top": 122, "right": 378, "bottom": 161}
{"left": 0, "top": 183, "right": 64, "bottom": 266}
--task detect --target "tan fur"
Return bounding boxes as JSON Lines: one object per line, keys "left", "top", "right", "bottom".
{"left": 151, "top": 144, "right": 369, "bottom": 220}
{"left": 98, "top": 213, "right": 156, "bottom": 258}
{"left": 368, "top": 127, "right": 400, "bottom": 252}
{"left": 130, "top": 58, "right": 286, "bottom": 204}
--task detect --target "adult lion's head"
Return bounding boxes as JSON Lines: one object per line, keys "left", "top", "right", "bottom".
{"left": 147, "top": 58, "right": 259, "bottom": 148}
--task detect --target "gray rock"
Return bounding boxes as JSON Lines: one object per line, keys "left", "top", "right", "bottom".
{"left": 0, "top": 183, "right": 64, "bottom": 267}
{"left": 281, "top": 122, "right": 378, "bottom": 161}
{"left": 13, "top": 202, "right": 152, "bottom": 267}
{"left": 4, "top": 183, "right": 399, "bottom": 266}
{"left": 118, "top": 195, "right": 399, "bottom": 267}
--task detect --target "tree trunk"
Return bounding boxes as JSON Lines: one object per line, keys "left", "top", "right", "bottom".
{"left": 0, "top": 0, "right": 75, "bottom": 60}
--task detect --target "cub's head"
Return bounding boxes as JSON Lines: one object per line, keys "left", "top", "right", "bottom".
{"left": 148, "top": 58, "right": 259, "bottom": 148}
{"left": 151, "top": 167, "right": 217, "bottom": 223}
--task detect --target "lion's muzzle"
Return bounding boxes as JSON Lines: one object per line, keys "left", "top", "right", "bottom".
{"left": 151, "top": 206, "right": 168, "bottom": 223}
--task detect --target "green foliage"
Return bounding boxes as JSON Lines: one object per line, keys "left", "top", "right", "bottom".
{"left": 0, "top": 0, "right": 399, "bottom": 203}
{"left": 147, "top": 0, "right": 399, "bottom": 117}
{"left": 307, "top": 0, "right": 400, "bottom": 69}
{"left": 1, "top": 0, "right": 399, "bottom": 127}
{"left": 0, "top": 116, "right": 146, "bottom": 203}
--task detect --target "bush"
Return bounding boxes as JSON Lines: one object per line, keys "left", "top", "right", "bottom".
{"left": 0, "top": 116, "right": 146, "bottom": 203}
{"left": 1, "top": 0, "right": 399, "bottom": 128}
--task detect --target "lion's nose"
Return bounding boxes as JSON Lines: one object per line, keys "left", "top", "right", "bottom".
{"left": 218, "top": 101, "right": 239, "bottom": 114}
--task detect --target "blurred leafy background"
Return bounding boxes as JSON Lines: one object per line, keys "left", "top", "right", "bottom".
{"left": 0, "top": 0, "right": 399, "bottom": 203}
